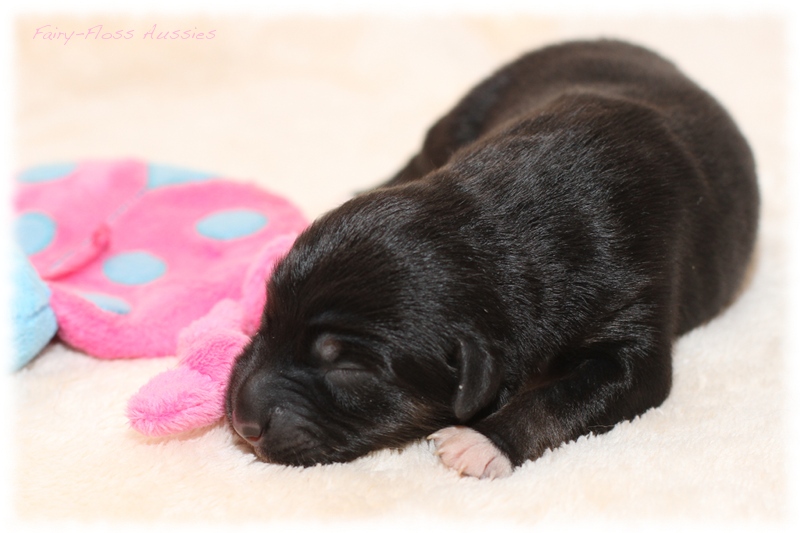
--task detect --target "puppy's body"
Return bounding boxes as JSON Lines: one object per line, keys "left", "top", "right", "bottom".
{"left": 227, "top": 40, "right": 758, "bottom": 476}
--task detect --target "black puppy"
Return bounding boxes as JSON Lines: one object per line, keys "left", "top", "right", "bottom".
{"left": 226, "top": 40, "right": 759, "bottom": 478}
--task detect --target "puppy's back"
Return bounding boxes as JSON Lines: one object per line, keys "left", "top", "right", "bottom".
{"left": 389, "top": 39, "right": 759, "bottom": 336}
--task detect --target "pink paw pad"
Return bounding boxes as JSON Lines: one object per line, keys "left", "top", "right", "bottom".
{"left": 428, "top": 426, "right": 513, "bottom": 479}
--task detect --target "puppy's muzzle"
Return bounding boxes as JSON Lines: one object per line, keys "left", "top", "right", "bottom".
{"left": 230, "top": 370, "right": 321, "bottom": 463}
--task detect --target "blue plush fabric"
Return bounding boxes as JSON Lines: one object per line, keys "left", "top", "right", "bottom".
{"left": 11, "top": 244, "right": 57, "bottom": 370}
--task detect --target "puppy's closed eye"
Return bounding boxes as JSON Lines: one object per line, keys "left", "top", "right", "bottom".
{"left": 314, "top": 334, "right": 372, "bottom": 387}
{"left": 325, "top": 365, "right": 372, "bottom": 387}
{"left": 314, "top": 334, "right": 341, "bottom": 363}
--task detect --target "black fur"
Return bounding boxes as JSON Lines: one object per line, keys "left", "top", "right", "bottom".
{"left": 226, "top": 40, "right": 759, "bottom": 469}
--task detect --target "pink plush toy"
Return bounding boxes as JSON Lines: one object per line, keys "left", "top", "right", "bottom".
{"left": 14, "top": 159, "right": 308, "bottom": 436}
{"left": 126, "top": 234, "right": 297, "bottom": 436}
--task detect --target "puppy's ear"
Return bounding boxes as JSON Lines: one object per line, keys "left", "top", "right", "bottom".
{"left": 452, "top": 337, "right": 503, "bottom": 422}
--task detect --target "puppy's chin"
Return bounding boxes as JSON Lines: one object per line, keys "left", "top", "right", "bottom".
{"left": 243, "top": 432, "right": 378, "bottom": 467}
{"left": 249, "top": 445, "right": 272, "bottom": 463}
{"left": 235, "top": 398, "right": 451, "bottom": 467}
{"left": 249, "top": 443, "right": 325, "bottom": 467}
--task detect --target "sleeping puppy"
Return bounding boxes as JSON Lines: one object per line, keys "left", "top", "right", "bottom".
{"left": 226, "top": 39, "right": 759, "bottom": 478}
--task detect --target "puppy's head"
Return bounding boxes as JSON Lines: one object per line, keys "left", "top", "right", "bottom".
{"left": 225, "top": 187, "right": 505, "bottom": 466}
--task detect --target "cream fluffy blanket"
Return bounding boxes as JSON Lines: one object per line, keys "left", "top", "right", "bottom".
{"left": 11, "top": 15, "right": 787, "bottom": 526}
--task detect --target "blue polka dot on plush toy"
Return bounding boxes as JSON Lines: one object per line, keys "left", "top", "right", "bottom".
{"left": 79, "top": 292, "right": 132, "bottom": 314}
{"left": 15, "top": 212, "right": 57, "bottom": 255}
{"left": 196, "top": 209, "right": 268, "bottom": 240}
{"left": 146, "top": 163, "right": 215, "bottom": 189}
{"left": 17, "top": 163, "right": 77, "bottom": 184}
{"left": 103, "top": 251, "right": 167, "bottom": 285}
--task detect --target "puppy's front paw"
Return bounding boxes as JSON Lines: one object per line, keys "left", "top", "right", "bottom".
{"left": 428, "top": 426, "right": 513, "bottom": 479}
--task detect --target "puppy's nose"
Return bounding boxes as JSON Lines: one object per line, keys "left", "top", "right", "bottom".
{"left": 231, "top": 371, "right": 274, "bottom": 445}
{"left": 232, "top": 412, "right": 265, "bottom": 445}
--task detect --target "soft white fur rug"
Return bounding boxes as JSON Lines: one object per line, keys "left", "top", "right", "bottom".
{"left": 9, "top": 14, "right": 789, "bottom": 529}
